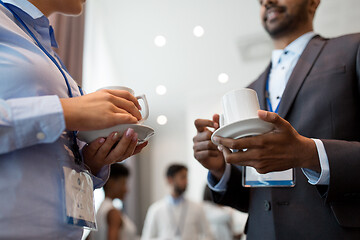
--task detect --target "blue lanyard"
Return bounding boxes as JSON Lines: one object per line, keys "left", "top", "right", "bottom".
{"left": 1, "top": 1, "right": 83, "bottom": 163}
{"left": 265, "top": 70, "right": 281, "bottom": 114}
{"left": 0, "top": 0, "right": 83, "bottom": 97}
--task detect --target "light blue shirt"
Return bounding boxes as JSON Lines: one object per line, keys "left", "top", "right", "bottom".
{"left": 0, "top": 0, "right": 108, "bottom": 239}
{"left": 209, "top": 32, "right": 330, "bottom": 192}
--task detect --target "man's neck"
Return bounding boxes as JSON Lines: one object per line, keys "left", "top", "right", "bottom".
{"left": 171, "top": 192, "right": 181, "bottom": 199}
{"left": 273, "top": 27, "right": 313, "bottom": 49}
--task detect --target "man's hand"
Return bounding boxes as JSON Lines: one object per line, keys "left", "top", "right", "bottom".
{"left": 213, "top": 110, "right": 320, "bottom": 174}
{"left": 82, "top": 128, "right": 148, "bottom": 175}
{"left": 193, "top": 114, "right": 226, "bottom": 180}
{"left": 60, "top": 89, "right": 143, "bottom": 131}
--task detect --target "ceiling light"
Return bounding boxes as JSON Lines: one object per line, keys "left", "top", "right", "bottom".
{"left": 154, "top": 35, "right": 167, "bottom": 47}
{"left": 157, "top": 115, "right": 168, "bottom": 125}
{"left": 156, "top": 85, "right": 167, "bottom": 95}
{"left": 193, "top": 26, "right": 205, "bottom": 37}
{"left": 218, "top": 73, "right": 229, "bottom": 84}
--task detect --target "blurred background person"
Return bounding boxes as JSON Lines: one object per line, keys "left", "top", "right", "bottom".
{"left": 89, "top": 163, "right": 138, "bottom": 240}
{"left": 141, "top": 164, "right": 214, "bottom": 240}
{"left": 202, "top": 185, "right": 245, "bottom": 240}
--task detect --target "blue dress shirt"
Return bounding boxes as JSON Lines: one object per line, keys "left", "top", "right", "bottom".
{"left": 209, "top": 32, "right": 330, "bottom": 192}
{"left": 0, "top": 0, "right": 108, "bottom": 239}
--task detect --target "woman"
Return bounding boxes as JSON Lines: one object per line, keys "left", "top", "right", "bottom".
{"left": 89, "top": 164, "right": 138, "bottom": 240}
{"left": 0, "top": 0, "right": 147, "bottom": 239}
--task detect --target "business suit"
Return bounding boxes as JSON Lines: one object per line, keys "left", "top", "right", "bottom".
{"left": 211, "top": 33, "right": 360, "bottom": 239}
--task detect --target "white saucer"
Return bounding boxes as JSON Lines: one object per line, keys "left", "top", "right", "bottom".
{"left": 77, "top": 124, "right": 155, "bottom": 144}
{"left": 211, "top": 118, "right": 274, "bottom": 145}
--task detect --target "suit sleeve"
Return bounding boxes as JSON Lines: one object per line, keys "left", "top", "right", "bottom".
{"left": 210, "top": 165, "right": 250, "bottom": 213}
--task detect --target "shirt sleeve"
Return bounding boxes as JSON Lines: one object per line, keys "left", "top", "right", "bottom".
{"left": 0, "top": 95, "right": 65, "bottom": 155}
{"left": 91, "top": 165, "right": 110, "bottom": 189}
{"left": 198, "top": 204, "right": 215, "bottom": 240}
{"left": 141, "top": 204, "right": 158, "bottom": 240}
{"left": 302, "top": 139, "right": 330, "bottom": 185}
{"left": 207, "top": 163, "right": 232, "bottom": 192}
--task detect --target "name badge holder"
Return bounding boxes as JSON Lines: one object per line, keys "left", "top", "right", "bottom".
{"left": 243, "top": 76, "right": 295, "bottom": 188}
{"left": 62, "top": 166, "right": 97, "bottom": 229}
{"left": 243, "top": 166, "right": 295, "bottom": 187}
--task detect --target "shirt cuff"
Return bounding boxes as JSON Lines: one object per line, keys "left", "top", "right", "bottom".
{"left": 302, "top": 139, "right": 330, "bottom": 185}
{"left": 207, "top": 163, "right": 231, "bottom": 192}
{"left": 90, "top": 164, "right": 110, "bottom": 189}
{"left": 1, "top": 95, "right": 65, "bottom": 154}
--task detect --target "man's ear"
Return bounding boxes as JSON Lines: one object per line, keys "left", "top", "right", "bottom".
{"left": 167, "top": 177, "right": 173, "bottom": 185}
{"left": 309, "top": 0, "right": 320, "bottom": 16}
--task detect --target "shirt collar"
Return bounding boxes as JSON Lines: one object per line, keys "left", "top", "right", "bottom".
{"left": 2, "top": 0, "right": 58, "bottom": 48}
{"left": 271, "top": 31, "right": 317, "bottom": 66}
{"left": 167, "top": 195, "right": 185, "bottom": 205}
{"left": 2, "top": 0, "right": 43, "bottom": 19}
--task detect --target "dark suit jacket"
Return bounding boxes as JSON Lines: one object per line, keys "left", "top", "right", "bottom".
{"left": 211, "top": 34, "right": 360, "bottom": 240}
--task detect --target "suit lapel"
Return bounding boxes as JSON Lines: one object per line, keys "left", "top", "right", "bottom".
{"left": 277, "top": 36, "right": 327, "bottom": 118}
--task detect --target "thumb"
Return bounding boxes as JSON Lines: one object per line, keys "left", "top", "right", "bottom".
{"left": 258, "top": 110, "right": 288, "bottom": 129}
{"left": 212, "top": 114, "right": 220, "bottom": 129}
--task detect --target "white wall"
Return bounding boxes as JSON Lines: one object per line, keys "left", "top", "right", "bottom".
{"left": 83, "top": 0, "right": 360, "bottom": 232}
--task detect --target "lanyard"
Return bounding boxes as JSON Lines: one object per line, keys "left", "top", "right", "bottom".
{"left": 265, "top": 69, "right": 281, "bottom": 114}
{"left": 168, "top": 200, "right": 188, "bottom": 237}
{"left": 1, "top": 1, "right": 83, "bottom": 164}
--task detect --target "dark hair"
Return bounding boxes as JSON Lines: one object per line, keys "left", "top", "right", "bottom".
{"left": 109, "top": 163, "right": 130, "bottom": 179}
{"left": 166, "top": 164, "right": 187, "bottom": 178}
{"left": 103, "top": 164, "right": 130, "bottom": 192}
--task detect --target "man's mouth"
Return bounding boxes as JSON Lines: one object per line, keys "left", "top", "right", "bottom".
{"left": 264, "top": 6, "right": 286, "bottom": 22}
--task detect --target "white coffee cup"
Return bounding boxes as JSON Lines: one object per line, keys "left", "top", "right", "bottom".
{"left": 220, "top": 88, "right": 260, "bottom": 126}
{"left": 98, "top": 86, "right": 149, "bottom": 124}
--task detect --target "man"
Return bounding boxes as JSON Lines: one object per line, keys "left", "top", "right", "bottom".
{"left": 193, "top": 0, "right": 360, "bottom": 239}
{"left": 141, "top": 164, "right": 214, "bottom": 240}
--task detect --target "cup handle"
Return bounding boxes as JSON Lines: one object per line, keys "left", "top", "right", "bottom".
{"left": 136, "top": 94, "right": 149, "bottom": 124}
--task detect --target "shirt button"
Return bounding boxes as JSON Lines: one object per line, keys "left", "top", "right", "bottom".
{"left": 36, "top": 132, "right": 46, "bottom": 140}
{"left": 264, "top": 200, "right": 271, "bottom": 211}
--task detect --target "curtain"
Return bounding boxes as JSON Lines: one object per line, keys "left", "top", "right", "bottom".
{"left": 49, "top": 11, "right": 85, "bottom": 86}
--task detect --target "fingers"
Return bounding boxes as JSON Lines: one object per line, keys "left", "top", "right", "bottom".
{"left": 107, "top": 129, "right": 137, "bottom": 162}
{"left": 111, "top": 95, "right": 142, "bottom": 121}
{"left": 95, "top": 131, "right": 122, "bottom": 160}
{"left": 212, "top": 135, "right": 265, "bottom": 150}
{"left": 106, "top": 89, "right": 141, "bottom": 110}
{"left": 84, "top": 137, "right": 106, "bottom": 157}
{"left": 194, "top": 150, "right": 221, "bottom": 161}
{"left": 133, "top": 141, "right": 148, "bottom": 155}
{"left": 194, "top": 118, "right": 218, "bottom": 132}
{"left": 114, "top": 113, "right": 138, "bottom": 125}
{"left": 193, "top": 140, "right": 218, "bottom": 152}
{"left": 258, "top": 110, "right": 290, "bottom": 130}
{"left": 212, "top": 114, "right": 220, "bottom": 129}
{"left": 193, "top": 130, "right": 214, "bottom": 144}
{"left": 218, "top": 145, "right": 257, "bottom": 166}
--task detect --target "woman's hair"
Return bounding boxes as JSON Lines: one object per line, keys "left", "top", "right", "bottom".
{"left": 103, "top": 163, "right": 130, "bottom": 192}
{"left": 109, "top": 163, "right": 130, "bottom": 179}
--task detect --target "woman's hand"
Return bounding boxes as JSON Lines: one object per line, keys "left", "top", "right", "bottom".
{"left": 82, "top": 128, "right": 148, "bottom": 176}
{"left": 60, "top": 89, "right": 142, "bottom": 131}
